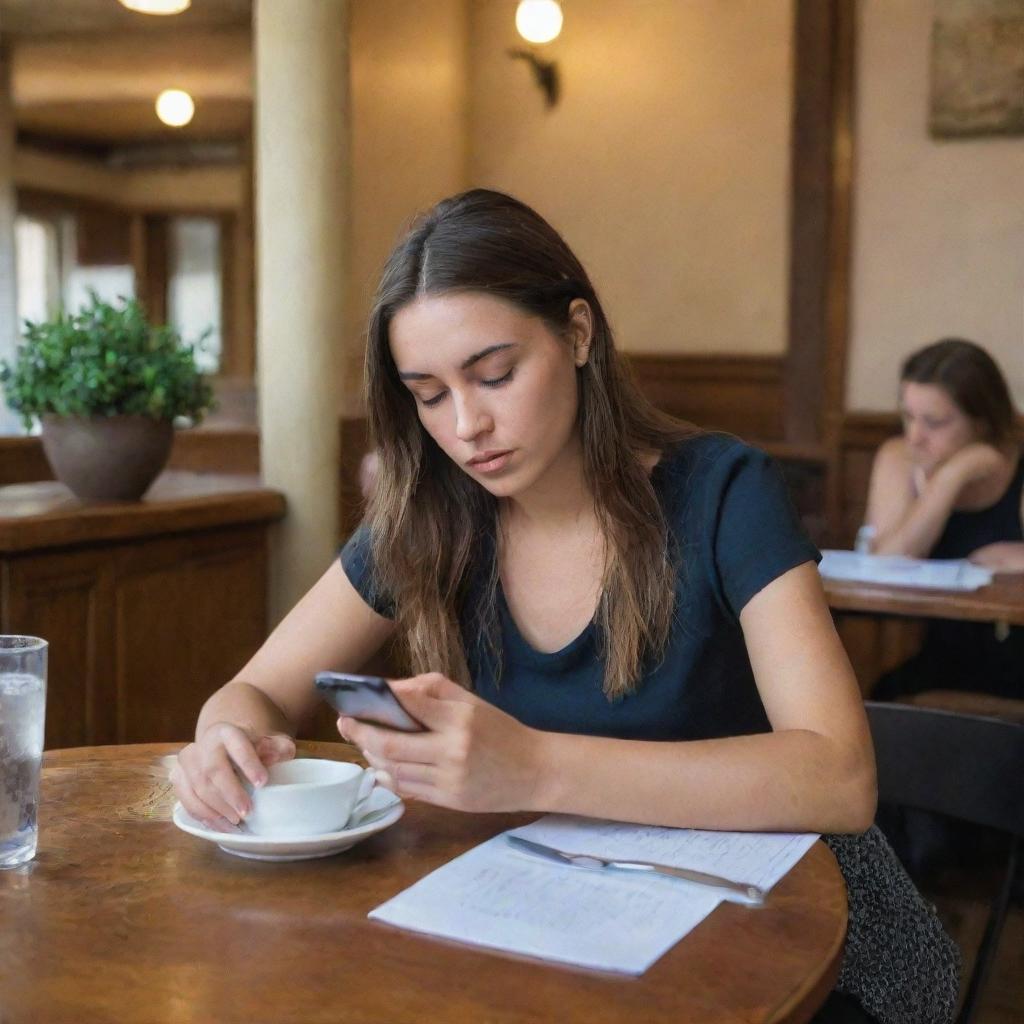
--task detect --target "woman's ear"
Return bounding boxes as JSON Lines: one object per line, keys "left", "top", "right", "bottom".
{"left": 568, "top": 299, "right": 594, "bottom": 367}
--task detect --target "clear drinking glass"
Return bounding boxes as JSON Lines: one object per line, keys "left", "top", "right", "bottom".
{"left": 0, "top": 636, "right": 47, "bottom": 868}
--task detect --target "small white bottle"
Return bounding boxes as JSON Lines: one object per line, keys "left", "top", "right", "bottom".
{"left": 854, "top": 524, "right": 876, "bottom": 555}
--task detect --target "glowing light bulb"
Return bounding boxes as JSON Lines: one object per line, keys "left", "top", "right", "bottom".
{"left": 155, "top": 89, "right": 195, "bottom": 128}
{"left": 119, "top": 0, "right": 191, "bottom": 14}
{"left": 515, "top": 0, "right": 563, "bottom": 45}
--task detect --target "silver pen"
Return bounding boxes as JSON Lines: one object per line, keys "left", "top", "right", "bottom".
{"left": 507, "top": 834, "right": 766, "bottom": 905}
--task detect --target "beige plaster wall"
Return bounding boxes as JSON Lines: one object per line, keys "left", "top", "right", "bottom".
{"left": 847, "top": 0, "right": 1024, "bottom": 413}
{"left": 466, "top": 0, "right": 793, "bottom": 355}
{"left": 347, "top": 0, "right": 468, "bottom": 401}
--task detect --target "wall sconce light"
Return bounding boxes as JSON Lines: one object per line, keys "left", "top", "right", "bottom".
{"left": 508, "top": 0, "right": 563, "bottom": 108}
{"left": 118, "top": 0, "right": 191, "bottom": 13}
{"left": 155, "top": 89, "right": 195, "bottom": 127}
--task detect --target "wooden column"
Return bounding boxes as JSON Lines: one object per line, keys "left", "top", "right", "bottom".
{"left": 785, "top": 0, "right": 856, "bottom": 541}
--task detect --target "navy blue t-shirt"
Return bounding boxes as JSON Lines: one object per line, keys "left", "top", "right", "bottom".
{"left": 340, "top": 434, "right": 820, "bottom": 743}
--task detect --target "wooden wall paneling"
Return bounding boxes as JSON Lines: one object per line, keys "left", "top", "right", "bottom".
{"left": 166, "top": 427, "right": 260, "bottom": 475}
{"left": 1, "top": 548, "right": 116, "bottom": 749}
{"left": 626, "top": 354, "right": 786, "bottom": 441}
{"left": 113, "top": 525, "right": 269, "bottom": 744}
{"left": 339, "top": 414, "right": 370, "bottom": 541}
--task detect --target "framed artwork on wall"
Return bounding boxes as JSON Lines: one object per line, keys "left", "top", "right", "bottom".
{"left": 930, "top": 0, "right": 1024, "bottom": 137}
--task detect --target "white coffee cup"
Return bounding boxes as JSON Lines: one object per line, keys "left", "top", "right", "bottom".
{"left": 243, "top": 759, "right": 376, "bottom": 837}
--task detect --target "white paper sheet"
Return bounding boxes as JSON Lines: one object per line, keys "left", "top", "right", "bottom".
{"left": 819, "top": 549, "right": 992, "bottom": 590}
{"left": 369, "top": 815, "right": 818, "bottom": 975}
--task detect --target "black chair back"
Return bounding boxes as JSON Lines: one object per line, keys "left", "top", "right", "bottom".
{"left": 866, "top": 702, "right": 1024, "bottom": 836}
{"left": 865, "top": 701, "right": 1024, "bottom": 1024}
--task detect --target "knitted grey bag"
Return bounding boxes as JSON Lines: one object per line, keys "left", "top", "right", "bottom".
{"left": 824, "top": 826, "right": 961, "bottom": 1024}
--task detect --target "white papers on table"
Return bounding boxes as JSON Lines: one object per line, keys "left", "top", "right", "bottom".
{"left": 819, "top": 549, "right": 993, "bottom": 591}
{"left": 368, "top": 815, "right": 818, "bottom": 976}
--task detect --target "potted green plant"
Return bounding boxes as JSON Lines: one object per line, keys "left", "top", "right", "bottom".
{"left": 0, "top": 293, "right": 215, "bottom": 502}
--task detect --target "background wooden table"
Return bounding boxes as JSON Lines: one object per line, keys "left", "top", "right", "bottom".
{"left": 824, "top": 574, "right": 1024, "bottom": 627}
{"left": 824, "top": 574, "right": 1024, "bottom": 697}
{"left": 0, "top": 743, "right": 847, "bottom": 1024}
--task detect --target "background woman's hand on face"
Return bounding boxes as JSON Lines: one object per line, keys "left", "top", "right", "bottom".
{"left": 337, "top": 672, "right": 544, "bottom": 813}
{"left": 170, "top": 723, "right": 296, "bottom": 831}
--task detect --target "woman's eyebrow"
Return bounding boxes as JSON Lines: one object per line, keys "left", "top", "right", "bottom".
{"left": 397, "top": 343, "right": 517, "bottom": 381}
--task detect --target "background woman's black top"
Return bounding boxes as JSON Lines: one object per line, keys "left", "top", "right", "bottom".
{"left": 877, "top": 451, "right": 1024, "bottom": 700}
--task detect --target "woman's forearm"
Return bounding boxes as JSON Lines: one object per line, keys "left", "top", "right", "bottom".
{"left": 995, "top": 542, "right": 1024, "bottom": 571}
{"left": 871, "top": 464, "right": 964, "bottom": 557}
{"left": 970, "top": 540, "right": 1024, "bottom": 572}
{"left": 530, "top": 728, "right": 877, "bottom": 834}
{"left": 195, "top": 679, "right": 296, "bottom": 742}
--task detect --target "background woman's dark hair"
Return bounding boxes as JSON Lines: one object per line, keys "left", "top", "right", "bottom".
{"left": 364, "top": 188, "right": 694, "bottom": 698}
{"left": 901, "top": 338, "right": 1017, "bottom": 445}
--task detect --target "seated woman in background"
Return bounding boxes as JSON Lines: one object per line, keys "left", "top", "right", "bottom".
{"left": 172, "top": 190, "right": 958, "bottom": 1024}
{"left": 866, "top": 338, "right": 1023, "bottom": 701}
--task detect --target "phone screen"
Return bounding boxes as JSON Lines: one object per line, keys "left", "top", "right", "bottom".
{"left": 314, "top": 672, "right": 424, "bottom": 732}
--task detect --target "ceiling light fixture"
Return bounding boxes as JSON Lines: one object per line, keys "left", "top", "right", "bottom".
{"left": 155, "top": 89, "right": 195, "bottom": 128}
{"left": 119, "top": 0, "right": 192, "bottom": 15}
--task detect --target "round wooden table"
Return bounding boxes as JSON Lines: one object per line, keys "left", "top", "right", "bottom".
{"left": 0, "top": 743, "right": 848, "bottom": 1024}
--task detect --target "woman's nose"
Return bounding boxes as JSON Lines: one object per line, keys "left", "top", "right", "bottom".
{"left": 453, "top": 394, "right": 492, "bottom": 442}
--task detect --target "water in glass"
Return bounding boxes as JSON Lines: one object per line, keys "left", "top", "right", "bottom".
{"left": 0, "top": 671, "right": 46, "bottom": 867}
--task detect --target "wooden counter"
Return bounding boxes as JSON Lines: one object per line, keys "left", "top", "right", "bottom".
{"left": 0, "top": 472, "right": 286, "bottom": 750}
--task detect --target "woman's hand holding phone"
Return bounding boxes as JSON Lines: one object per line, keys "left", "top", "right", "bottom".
{"left": 336, "top": 673, "right": 546, "bottom": 814}
{"left": 170, "top": 723, "right": 296, "bottom": 832}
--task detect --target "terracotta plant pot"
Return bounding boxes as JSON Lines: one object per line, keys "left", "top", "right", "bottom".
{"left": 40, "top": 414, "right": 174, "bottom": 502}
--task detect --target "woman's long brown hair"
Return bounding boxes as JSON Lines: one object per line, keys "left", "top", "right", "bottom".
{"left": 364, "top": 190, "right": 697, "bottom": 699}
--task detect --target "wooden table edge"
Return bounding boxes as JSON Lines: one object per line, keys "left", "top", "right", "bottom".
{"left": 765, "top": 840, "right": 848, "bottom": 1024}
{"left": 823, "top": 577, "right": 1024, "bottom": 626}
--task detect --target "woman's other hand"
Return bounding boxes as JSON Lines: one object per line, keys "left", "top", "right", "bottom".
{"left": 170, "top": 723, "right": 296, "bottom": 831}
{"left": 337, "top": 673, "right": 545, "bottom": 813}
{"left": 968, "top": 541, "right": 1024, "bottom": 573}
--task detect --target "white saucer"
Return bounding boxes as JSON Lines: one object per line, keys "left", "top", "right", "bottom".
{"left": 172, "top": 787, "right": 404, "bottom": 862}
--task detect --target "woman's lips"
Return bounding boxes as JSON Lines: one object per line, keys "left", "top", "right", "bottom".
{"left": 467, "top": 450, "right": 513, "bottom": 473}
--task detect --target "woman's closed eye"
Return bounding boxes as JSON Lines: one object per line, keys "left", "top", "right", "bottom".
{"left": 418, "top": 368, "right": 515, "bottom": 408}
{"left": 481, "top": 368, "right": 514, "bottom": 389}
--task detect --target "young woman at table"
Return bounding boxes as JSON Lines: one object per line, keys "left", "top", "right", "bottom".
{"left": 865, "top": 339, "right": 1024, "bottom": 701}
{"left": 172, "top": 191, "right": 957, "bottom": 1024}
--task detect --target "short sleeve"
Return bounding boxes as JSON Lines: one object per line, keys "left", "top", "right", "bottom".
{"left": 708, "top": 444, "right": 821, "bottom": 618}
{"left": 339, "top": 525, "right": 396, "bottom": 619}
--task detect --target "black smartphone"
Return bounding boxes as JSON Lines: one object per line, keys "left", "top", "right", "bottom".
{"left": 314, "top": 672, "right": 424, "bottom": 732}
